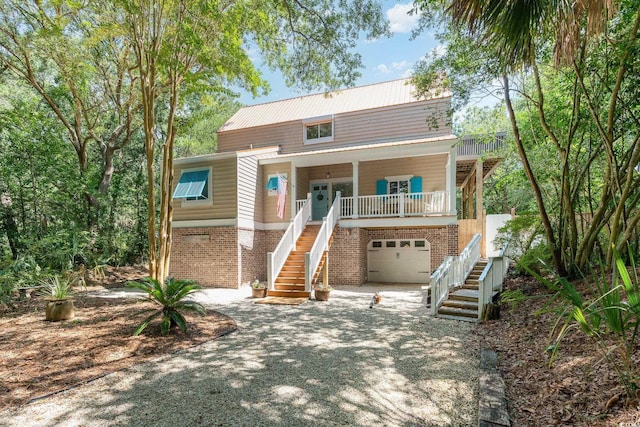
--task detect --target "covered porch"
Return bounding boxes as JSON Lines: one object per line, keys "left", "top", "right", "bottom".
{"left": 261, "top": 135, "right": 459, "bottom": 226}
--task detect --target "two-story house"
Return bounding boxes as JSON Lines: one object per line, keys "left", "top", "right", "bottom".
{"left": 168, "top": 78, "right": 497, "bottom": 298}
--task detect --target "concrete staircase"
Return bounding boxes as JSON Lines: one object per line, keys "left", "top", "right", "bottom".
{"left": 267, "top": 225, "right": 330, "bottom": 299}
{"left": 437, "top": 260, "right": 488, "bottom": 322}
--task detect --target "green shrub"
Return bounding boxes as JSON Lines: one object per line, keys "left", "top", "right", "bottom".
{"left": 515, "top": 242, "right": 553, "bottom": 276}
{"left": 126, "top": 277, "right": 206, "bottom": 336}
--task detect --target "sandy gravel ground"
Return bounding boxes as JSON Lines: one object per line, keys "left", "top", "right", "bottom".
{"left": 0, "top": 284, "right": 479, "bottom": 426}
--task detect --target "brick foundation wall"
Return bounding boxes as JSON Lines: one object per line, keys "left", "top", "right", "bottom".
{"left": 171, "top": 224, "right": 459, "bottom": 288}
{"left": 170, "top": 227, "right": 239, "bottom": 288}
{"left": 239, "top": 228, "right": 266, "bottom": 286}
{"left": 327, "top": 227, "right": 368, "bottom": 286}
{"left": 171, "top": 227, "right": 286, "bottom": 289}
{"left": 447, "top": 224, "right": 459, "bottom": 257}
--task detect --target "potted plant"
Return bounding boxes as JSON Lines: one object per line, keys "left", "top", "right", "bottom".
{"left": 42, "top": 275, "right": 75, "bottom": 321}
{"left": 314, "top": 283, "right": 333, "bottom": 301}
{"left": 251, "top": 279, "right": 267, "bottom": 298}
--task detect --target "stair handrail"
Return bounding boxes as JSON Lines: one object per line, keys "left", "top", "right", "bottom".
{"left": 430, "top": 256, "right": 456, "bottom": 315}
{"left": 457, "top": 233, "right": 482, "bottom": 286}
{"left": 305, "top": 191, "right": 341, "bottom": 293}
{"left": 477, "top": 239, "right": 510, "bottom": 320}
{"left": 429, "top": 233, "right": 482, "bottom": 315}
{"left": 267, "top": 193, "right": 312, "bottom": 290}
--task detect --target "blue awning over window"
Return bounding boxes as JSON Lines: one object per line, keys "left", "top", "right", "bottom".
{"left": 266, "top": 176, "right": 278, "bottom": 191}
{"left": 173, "top": 170, "right": 209, "bottom": 199}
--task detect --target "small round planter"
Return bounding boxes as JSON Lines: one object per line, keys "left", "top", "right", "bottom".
{"left": 252, "top": 287, "right": 267, "bottom": 298}
{"left": 314, "top": 289, "right": 331, "bottom": 301}
{"left": 45, "top": 298, "right": 75, "bottom": 321}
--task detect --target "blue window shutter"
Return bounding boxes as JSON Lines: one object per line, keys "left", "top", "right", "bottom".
{"left": 266, "top": 176, "right": 278, "bottom": 191}
{"left": 173, "top": 170, "right": 209, "bottom": 199}
{"left": 376, "top": 179, "right": 388, "bottom": 195}
{"left": 410, "top": 176, "right": 423, "bottom": 199}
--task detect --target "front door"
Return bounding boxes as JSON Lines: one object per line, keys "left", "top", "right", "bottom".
{"left": 312, "top": 183, "right": 329, "bottom": 220}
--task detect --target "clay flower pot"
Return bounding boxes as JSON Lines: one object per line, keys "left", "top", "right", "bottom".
{"left": 45, "top": 298, "right": 75, "bottom": 321}
{"left": 314, "top": 289, "right": 331, "bottom": 301}
{"left": 252, "top": 287, "right": 267, "bottom": 298}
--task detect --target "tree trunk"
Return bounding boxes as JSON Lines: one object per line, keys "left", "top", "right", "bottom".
{"left": 503, "top": 74, "right": 568, "bottom": 277}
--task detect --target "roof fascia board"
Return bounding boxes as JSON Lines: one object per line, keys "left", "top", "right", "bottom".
{"left": 259, "top": 137, "right": 457, "bottom": 167}
{"left": 175, "top": 146, "right": 280, "bottom": 165}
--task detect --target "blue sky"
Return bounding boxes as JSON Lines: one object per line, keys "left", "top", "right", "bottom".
{"left": 238, "top": 1, "right": 440, "bottom": 106}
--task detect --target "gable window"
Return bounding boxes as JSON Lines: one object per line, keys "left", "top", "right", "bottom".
{"left": 303, "top": 115, "right": 334, "bottom": 144}
{"left": 172, "top": 167, "right": 212, "bottom": 205}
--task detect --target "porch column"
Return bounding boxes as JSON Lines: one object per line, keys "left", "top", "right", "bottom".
{"left": 352, "top": 160, "right": 359, "bottom": 218}
{"left": 446, "top": 146, "right": 457, "bottom": 215}
{"left": 476, "top": 159, "right": 485, "bottom": 256}
{"left": 290, "top": 160, "right": 297, "bottom": 217}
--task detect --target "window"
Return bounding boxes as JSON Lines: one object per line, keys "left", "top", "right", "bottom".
{"left": 385, "top": 175, "right": 412, "bottom": 194}
{"left": 173, "top": 167, "right": 212, "bottom": 205}
{"left": 389, "top": 179, "right": 409, "bottom": 194}
{"left": 303, "top": 115, "right": 334, "bottom": 144}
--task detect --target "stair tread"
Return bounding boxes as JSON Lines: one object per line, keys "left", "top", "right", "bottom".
{"left": 436, "top": 313, "right": 478, "bottom": 323}
{"left": 267, "top": 290, "right": 310, "bottom": 298}
{"left": 438, "top": 306, "right": 478, "bottom": 317}
{"left": 442, "top": 300, "right": 477, "bottom": 309}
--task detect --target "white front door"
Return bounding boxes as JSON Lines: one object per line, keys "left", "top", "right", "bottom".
{"left": 312, "top": 183, "right": 329, "bottom": 220}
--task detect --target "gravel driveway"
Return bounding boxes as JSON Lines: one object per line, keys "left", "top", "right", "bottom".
{"left": 0, "top": 284, "right": 479, "bottom": 426}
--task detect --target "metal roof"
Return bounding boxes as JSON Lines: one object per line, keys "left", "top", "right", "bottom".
{"left": 219, "top": 78, "right": 450, "bottom": 132}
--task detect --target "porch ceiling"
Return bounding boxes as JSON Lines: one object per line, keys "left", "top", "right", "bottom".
{"left": 456, "top": 158, "right": 502, "bottom": 186}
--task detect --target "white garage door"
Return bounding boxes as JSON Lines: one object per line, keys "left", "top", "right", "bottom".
{"left": 367, "top": 239, "right": 431, "bottom": 283}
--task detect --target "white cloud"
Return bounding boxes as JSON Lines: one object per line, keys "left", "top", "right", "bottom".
{"left": 375, "top": 64, "right": 391, "bottom": 74}
{"left": 386, "top": 3, "right": 419, "bottom": 34}
{"left": 392, "top": 60, "right": 410, "bottom": 70}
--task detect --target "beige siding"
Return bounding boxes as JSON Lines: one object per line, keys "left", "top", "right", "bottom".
{"left": 217, "top": 100, "right": 451, "bottom": 155}
{"left": 237, "top": 155, "right": 261, "bottom": 223}
{"left": 296, "top": 167, "right": 310, "bottom": 201}
{"left": 262, "top": 163, "right": 291, "bottom": 223}
{"left": 218, "top": 124, "right": 299, "bottom": 153}
{"left": 307, "top": 163, "right": 353, "bottom": 182}
{"left": 359, "top": 155, "right": 447, "bottom": 196}
{"left": 173, "top": 157, "right": 237, "bottom": 221}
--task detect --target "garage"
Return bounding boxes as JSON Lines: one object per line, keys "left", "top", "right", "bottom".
{"left": 367, "top": 239, "right": 431, "bottom": 283}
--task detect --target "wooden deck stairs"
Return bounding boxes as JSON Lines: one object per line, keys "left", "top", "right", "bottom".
{"left": 267, "top": 225, "right": 335, "bottom": 299}
{"left": 437, "top": 260, "right": 490, "bottom": 322}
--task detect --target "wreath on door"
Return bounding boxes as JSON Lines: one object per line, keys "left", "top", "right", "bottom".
{"left": 317, "top": 193, "right": 324, "bottom": 201}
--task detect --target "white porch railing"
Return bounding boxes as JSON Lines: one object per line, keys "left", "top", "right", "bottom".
{"left": 267, "top": 193, "right": 312, "bottom": 290}
{"left": 430, "top": 233, "right": 482, "bottom": 315}
{"left": 429, "top": 256, "right": 456, "bottom": 315}
{"left": 458, "top": 233, "right": 482, "bottom": 284}
{"left": 477, "top": 240, "right": 510, "bottom": 320}
{"left": 305, "top": 191, "right": 341, "bottom": 293}
{"left": 340, "top": 191, "right": 448, "bottom": 218}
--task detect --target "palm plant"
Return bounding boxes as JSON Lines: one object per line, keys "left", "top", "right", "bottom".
{"left": 126, "top": 277, "right": 206, "bottom": 336}
{"left": 42, "top": 275, "right": 74, "bottom": 300}
{"left": 539, "top": 248, "right": 640, "bottom": 399}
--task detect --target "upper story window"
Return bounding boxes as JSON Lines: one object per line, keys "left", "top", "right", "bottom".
{"left": 172, "top": 167, "right": 213, "bottom": 206}
{"left": 303, "top": 114, "right": 334, "bottom": 144}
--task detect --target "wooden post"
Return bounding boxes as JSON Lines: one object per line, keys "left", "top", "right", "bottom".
{"left": 323, "top": 251, "right": 329, "bottom": 287}
{"left": 476, "top": 160, "right": 485, "bottom": 257}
